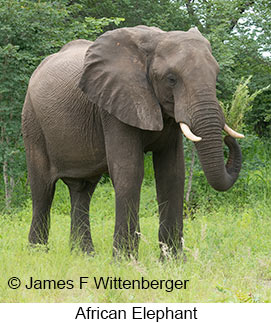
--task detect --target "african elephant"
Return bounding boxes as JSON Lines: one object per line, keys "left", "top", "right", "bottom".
{"left": 22, "top": 25, "right": 243, "bottom": 258}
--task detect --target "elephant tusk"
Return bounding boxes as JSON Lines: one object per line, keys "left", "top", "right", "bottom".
{"left": 224, "top": 124, "right": 245, "bottom": 139}
{"left": 180, "top": 123, "right": 202, "bottom": 142}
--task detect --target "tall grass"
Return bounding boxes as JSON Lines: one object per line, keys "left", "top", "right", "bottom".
{"left": 220, "top": 76, "right": 270, "bottom": 132}
{"left": 0, "top": 136, "right": 270, "bottom": 303}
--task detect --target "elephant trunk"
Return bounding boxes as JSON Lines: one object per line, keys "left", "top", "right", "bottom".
{"left": 191, "top": 104, "right": 242, "bottom": 192}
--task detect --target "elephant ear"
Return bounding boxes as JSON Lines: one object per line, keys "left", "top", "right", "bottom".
{"left": 79, "top": 26, "right": 164, "bottom": 131}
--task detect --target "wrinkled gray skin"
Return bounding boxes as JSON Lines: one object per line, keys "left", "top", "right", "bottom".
{"left": 22, "top": 26, "right": 242, "bottom": 258}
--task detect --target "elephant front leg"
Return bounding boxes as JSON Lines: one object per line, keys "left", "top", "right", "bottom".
{"left": 101, "top": 112, "right": 144, "bottom": 259}
{"left": 110, "top": 148, "right": 144, "bottom": 259}
{"left": 113, "top": 182, "right": 142, "bottom": 258}
{"left": 153, "top": 133, "right": 185, "bottom": 260}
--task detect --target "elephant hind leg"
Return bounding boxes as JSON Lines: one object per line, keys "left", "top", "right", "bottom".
{"left": 26, "top": 140, "right": 56, "bottom": 247}
{"left": 24, "top": 96, "right": 59, "bottom": 248}
{"left": 63, "top": 177, "right": 100, "bottom": 254}
{"left": 28, "top": 181, "right": 56, "bottom": 247}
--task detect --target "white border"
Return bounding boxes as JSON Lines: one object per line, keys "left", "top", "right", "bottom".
{"left": 1, "top": 303, "right": 271, "bottom": 323}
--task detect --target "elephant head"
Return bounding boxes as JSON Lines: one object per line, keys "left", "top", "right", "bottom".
{"left": 79, "top": 25, "right": 243, "bottom": 191}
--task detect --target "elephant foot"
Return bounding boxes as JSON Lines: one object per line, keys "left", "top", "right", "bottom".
{"left": 70, "top": 237, "right": 95, "bottom": 256}
{"left": 81, "top": 244, "right": 95, "bottom": 256}
{"left": 28, "top": 231, "right": 49, "bottom": 253}
{"left": 112, "top": 248, "right": 138, "bottom": 262}
{"left": 112, "top": 240, "right": 139, "bottom": 261}
{"left": 28, "top": 243, "right": 49, "bottom": 253}
{"left": 112, "top": 234, "right": 139, "bottom": 261}
{"left": 29, "top": 228, "right": 49, "bottom": 245}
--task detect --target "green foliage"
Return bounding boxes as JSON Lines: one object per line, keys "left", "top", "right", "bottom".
{"left": 220, "top": 76, "right": 270, "bottom": 132}
{"left": 76, "top": 0, "right": 190, "bottom": 31}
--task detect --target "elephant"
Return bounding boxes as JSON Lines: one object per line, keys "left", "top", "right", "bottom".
{"left": 22, "top": 25, "right": 243, "bottom": 259}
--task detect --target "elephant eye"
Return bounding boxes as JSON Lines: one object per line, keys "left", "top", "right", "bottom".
{"left": 166, "top": 73, "right": 177, "bottom": 87}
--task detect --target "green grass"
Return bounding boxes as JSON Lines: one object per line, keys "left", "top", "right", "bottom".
{"left": 0, "top": 137, "right": 271, "bottom": 303}
{"left": 1, "top": 184, "right": 271, "bottom": 302}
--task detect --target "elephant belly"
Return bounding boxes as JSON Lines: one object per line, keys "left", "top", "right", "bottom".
{"left": 44, "top": 127, "right": 107, "bottom": 180}
{"left": 37, "top": 101, "right": 107, "bottom": 180}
